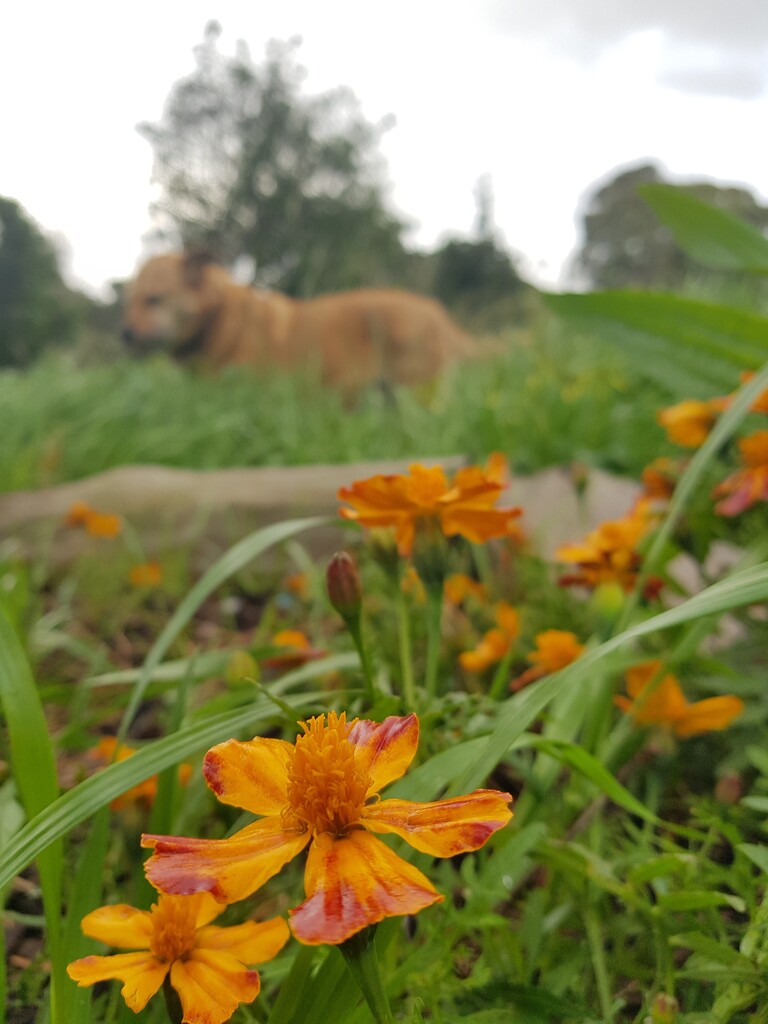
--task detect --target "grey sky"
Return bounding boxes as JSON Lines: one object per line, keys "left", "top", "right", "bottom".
{"left": 491, "top": 0, "right": 768, "bottom": 97}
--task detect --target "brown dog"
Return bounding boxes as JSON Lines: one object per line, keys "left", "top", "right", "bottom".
{"left": 122, "top": 252, "right": 475, "bottom": 397}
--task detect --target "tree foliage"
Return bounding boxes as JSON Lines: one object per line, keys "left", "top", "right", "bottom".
{"left": 140, "top": 24, "right": 410, "bottom": 296}
{"left": 0, "top": 197, "right": 78, "bottom": 367}
{"left": 574, "top": 162, "right": 768, "bottom": 290}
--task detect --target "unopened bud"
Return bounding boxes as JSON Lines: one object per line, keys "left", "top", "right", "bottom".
{"left": 648, "top": 992, "right": 679, "bottom": 1024}
{"left": 327, "top": 552, "right": 362, "bottom": 622}
{"left": 225, "top": 650, "right": 259, "bottom": 688}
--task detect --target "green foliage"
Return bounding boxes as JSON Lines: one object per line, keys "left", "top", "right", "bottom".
{"left": 0, "top": 196, "right": 80, "bottom": 367}
{"left": 573, "top": 162, "right": 768, "bottom": 290}
{"left": 140, "top": 24, "right": 410, "bottom": 296}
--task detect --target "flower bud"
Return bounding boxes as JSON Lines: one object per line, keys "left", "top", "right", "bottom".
{"left": 225, "top": 650, "right": 259, "bottom": 688}
{"left": 326, "top": 552, "right": 362, "bottom": 622}
{"left": 648, "top": 992, "right": 679, "bottom": 1024}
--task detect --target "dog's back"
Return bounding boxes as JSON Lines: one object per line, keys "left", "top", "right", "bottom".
{"left": 123, "top": 252, "right": 475, "bottom": 394}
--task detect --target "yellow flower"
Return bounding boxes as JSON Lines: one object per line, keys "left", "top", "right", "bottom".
{"left": 142, "top": 712, "right": 512, "bottom": 946}
{"left": 510, "top": 629, "right": 584, "bottom": 692}
{"left": 338, "top": 454, "right": 523, "bottom": 557}
{"left": 713, "top": 430, "right": 768, "bottom": 516}
{"left": 128, "top": 562, "right": 163, "bottom": 588}
{"left": 67, "top": 892, "right": 288, "bottom": 1024}
{"left": 657, "top": 398, "right": 725, "bottom": 447}
{"left": 614, "top": 660, "right": 743, "bottom": 738}
{"left": 459, "top": 602, "right": 520, "bottom": 673}
{"left": 444, "top": 573, "right": 488, "bottom": 606}
{"left": 64, "top": 501, "right": 123, "bottom": 538}
{"left": 557, "top": 503, "right": 657, "bottom": 593}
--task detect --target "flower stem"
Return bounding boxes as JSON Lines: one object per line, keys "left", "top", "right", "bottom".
{"left": 424, "top": 584, "right": 443, "bottom": 701}
{"left": 347, "top": 614, "right": 376, "bottom": 706}
{"left": 395, "top": 585, "right": 417, "bottom": 709}
{"left": 339, "top": 927, "right": 396, "bottom": 1024}
{"left": 162, "top": 976, "right": 183, "bottom": 1024}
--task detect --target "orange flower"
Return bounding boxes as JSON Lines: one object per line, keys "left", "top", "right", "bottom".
{"left": 128, "top": 562, "right": 163, "bottom": 588}
{"left": 64, "top": 501, "right": 122, "bottom": 538}
{"left": 736, "top": 371, "right": 768, "bottom": 414}
{"left": 142, "top": 712, "right": 512, "bottom": 946}
{"left": 614, "top": 660, "right": 743, "bottom": 738}
{"left": 67, "top": 892, "right": 289, "bottom": 1023}
{"left": 657, "top": 398, "right": 725, "bottom": 447}
{"left": 460, "top": 602, "right": 520, "bottom": 672}
{"left": 90, "top": 737, "right": 192, "bottom": 811}
{"left": 261, "top": 629, "right": 326, "bottom": 670}
{"left": 640, "top": 457, "right": 680, "bottom": 502}
{"left": 338, "top": 454, "right": 523, "bottom": 557}
{"left": 283, "top": 572, "right": 310, "bottom": 599}
{"left": 713, "top": 430, "right": 768, "bottom": 516}
{"left": 444, "top": 573, "right": 488, "bottom": 606}
{"left": 557, "top": 503, "right": 656, "bottom": 592}
{"left": 510, "top": 629, "right": 584, "bottom": 692}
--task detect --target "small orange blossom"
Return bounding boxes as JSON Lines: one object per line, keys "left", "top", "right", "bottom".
{"left": 142, "top": 712, "right": 512, "bottom": 946}
{"left": 89, "top": 737, "right": 192, "bottom": 811}
{"left": 510, "top": 629, "right": 585, "bottom": 692}
{"left": 557, "top": 503, "right": 657, "bottom": 593}
{"left": 128, "top": 562, "right": 163, "bottom": 588}
{"left": 657, "top": 398, "right": 725, "bottom": 448}
{"left": 67, "top": 892, "right": 289, "bottom": 1024}
{"left": 615, "top": 660, "right": 743, "bottom": 738}
{"left": 713, "top": 430, "right": 768, "bottom": 516}
{"left": 460, "top": 602, "right": 520, "bottom": 673}
{"left": 338, "top": 454, "right": 523, "bottom": 557}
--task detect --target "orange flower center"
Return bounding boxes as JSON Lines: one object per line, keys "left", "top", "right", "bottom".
{"left": 286, "top": 712, "right": 371, "bottom": 837}
{"left": 148, "top": 895, "right": 198, "bottom": 963}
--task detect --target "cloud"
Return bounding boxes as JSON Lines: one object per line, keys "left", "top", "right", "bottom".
{"left": 489, "top": 0, "right": 768, "bottom": 97}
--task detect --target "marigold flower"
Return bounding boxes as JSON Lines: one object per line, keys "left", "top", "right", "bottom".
{"left": 67, "top": 892, "right": 289, "bottom": 1023}
{"left": 640, "top": 457, "right": 680, "bottom": 502}
{"left": 142, "top": 712, "right": 512, "bottom": 946}
{"left": 614, "top": 660, "right": 743, "bottom": 738}
{"left": 657, "top": 398, "right": 725, "bottom": 447}
{"left": 261, "top": 629, "right": 326, "bottom": 670}
{"left": 557, "top": 503, "right": 656, "bottom": 592}
{"left": 338, "top": 454, "right": 523, "bottom": 557}
{"left": 128, "top": 562, "right": 163, "bottom": 588}
{"left": 510, "top": 629, "right": 585, "bottom": 692}
{"left": 444, "top": 573, "right": 488, "bottom": 606}
{"left": 89, "top": 737, "right": 192, "bottom": 811}
{"left": 65, "top": 501, "right": 123, "bottom": 538}
{"left": 460, "top": 602, "right": 520, "bottom": 673}
{"left": 713, "top": 430, "right": 768, "bottom": 516}
{"left": 65, "top": 500, "right": 93, "bottom": 528}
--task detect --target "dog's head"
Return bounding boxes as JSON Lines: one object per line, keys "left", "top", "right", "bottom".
{"left": 121, "top": 251, "right": 230, "bottom": 357}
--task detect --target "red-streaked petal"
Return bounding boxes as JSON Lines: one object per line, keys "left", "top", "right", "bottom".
{"left": 171, "top": 950, "right": 261, "bottom": 1024}
{"left": 362, "top": 790, "right": 513, "bottom": 856}
{"left": 195, "top": 916, "right": 290, "bottom": 964}
{"left": 79, "top": 904, "right": 153, "bottom": 949}
{"left": 289, "top": 830, "right": 441, "bottom": 945}
{"left": 67, "top": 952, "right": 168, "bottom": 1012}
{"left": 348, "top": 713, "right": 419, "bottom": 796}
{"left": 203, "top": 737, "right": 293, "bottom": 815}
{"left": 142, "top": 818, "right": 310, "bottom": 904}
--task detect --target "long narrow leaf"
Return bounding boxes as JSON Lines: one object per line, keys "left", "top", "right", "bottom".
{"left": 452, "top": 562, "right": 768, "bottom": 795}
{"left": 116, "top": 515, "right": 330, "bottom": 741}
{"left": 638, "top": 184, "right": 768, "bottom": 273}
{"left": 0, "top": 653, "right": 355, "bottom": 894}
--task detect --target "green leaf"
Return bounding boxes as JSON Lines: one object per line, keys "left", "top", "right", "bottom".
{"left": 0, "top": 654, "right": 354, "bottom": 894}
{"left": 529, "top": 737, "right": 658, "bottom": 823}
{"left": 545, "top": 290, "right": 768, "bottom": 395}
{"left": 639, "top": 183, "right": 768, "bottom": 273}
{"left": 670, "top": 931, "right": 758, "bottom": 971}
{"left": 737, "top": 842, "right": 768, "bottom": 874}
{"left": 452, "top": 562, "right": 768, "bottom": 797}
{"left": 115, "top": 515, "right": 330, "bottom": 743}
{"left": 657, "top": 890, "right": 744, "bottom": 912}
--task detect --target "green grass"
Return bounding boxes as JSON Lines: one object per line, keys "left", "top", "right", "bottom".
{"left": 0, "top": 321, "right": 669, "bottom": 493}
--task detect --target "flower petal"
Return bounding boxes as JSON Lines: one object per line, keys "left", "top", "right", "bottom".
{"left": 78, "top": 904, "right": 153, "bottom": 949}
{"left": 348, "top": 713, "right": 419, "bottom": 796}
{"left": 203, "top": 737, "right": 293, "bottom": 815}
{"left": 67, "top": 952, "right": 168, "bottom": 1012}
{"left": 362, "top": 790, "right": 513, "bottom": 856}
{"left": 171, "top": 949, "right": 260, "bottom": 1024}
{"left": 142, "top": 817, "right": 310, "bottom": 904}
{"left": 195, "top": 916, "right": 290, "bottom": 964}
{"left": 674, "top": 696, "right": 744, "bottom": 738}
{"left": 290, "top": 830, "right": 441, "bottom": 945}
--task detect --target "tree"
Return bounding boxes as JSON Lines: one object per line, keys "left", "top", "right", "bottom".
{"left": 140, "top": 24, "right": 410, "bottom": 296}
{"left": 0, "top": 197, "right": 79, "bottom": 367}
{"left": 574, "top": 162, "right": 768, "bottom": 290}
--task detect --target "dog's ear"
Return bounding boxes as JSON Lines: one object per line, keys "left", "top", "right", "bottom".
{"left": 182, "top": 250, "right": 219, "bottom": 289}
